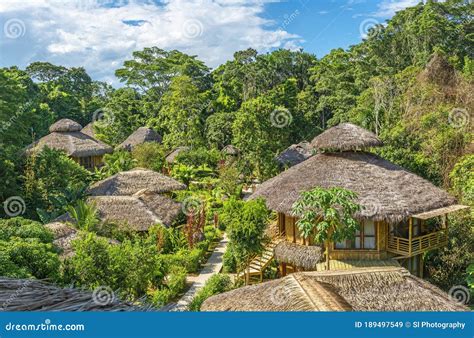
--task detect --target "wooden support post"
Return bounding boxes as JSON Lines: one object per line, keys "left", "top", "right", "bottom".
{"left": 408, "top": 218, "right": 413, "bottom": 256}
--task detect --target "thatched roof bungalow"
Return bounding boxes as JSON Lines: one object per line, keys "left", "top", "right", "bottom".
{"left": 0, "top": 277, "right": 148, "bottom": 311}
{"left": 26, "top": 118, "right": 112, "bottom": 169}
{"left": 276, "top": 141, "right": 314, "bottom": 168}
{"left": 250, "top": 123, "right": 468, "bottom": 277}
{"left": 202, "top": 267, "right": 468, "bottom": 312}
{"left": 88, "top": 191, "right": 182, "bottom": 230}
{"left": 165, "top": 146, "right": 190, "bottom": 164}
{"left": 88, "top": 168, "right": 185, "bottom": 196}
{"left": 117, "top": 127, "right": 162, "bottom": 151}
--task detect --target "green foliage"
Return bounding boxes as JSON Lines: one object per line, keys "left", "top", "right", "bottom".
{"left": 189, "top": 274, "right": 232, "bottom": 311}
{"left": 217, "top": 165, "right": 242, "bottom": 198}
{"left": 0, "top": 217, "right": 59, "bottom": 280}
{"left": 292, "top": 187, "right": 361, "bottom": 244}
{"left": 131, "top": 142, "right": 166, "bottom": 172}
{"left": 161, "top": 248, "right": 204, "bottom": 274}
{"left": 22, "top": 147, "right": 91, "bottom": 220}
{"left": 171, "top": 163, "right": 215, "bottom": 185}
{"left": 64, "top": 232, "right": 166, "bottom": 300}
{"left": 224, "top": 198, "right": 269, "bottom": 271}
{"left": 175, "top": 147, "right": 221, "bottom": 169}
{"left": 449, "top": 155, "right": 474, "bottom": 206}
{"left": 93, "top": 150, "right": 137, "bottom": 180}
{"left": 67, "top": 200, "right": 99, "bottom": 231}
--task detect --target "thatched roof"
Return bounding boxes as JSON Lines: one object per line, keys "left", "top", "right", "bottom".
{"left": 311, "top": 123, "right": 382, "bottom": 151}
{"left": 88, "top": 192, "right": 182, "bottom": 230}
{"left": 44, "top": 222, "right": 119, "bottom": 258}
{"left": 274, "top": 242, "right": 323, "bottom": 270}
{"left": 202, "top": 267, "right": 469, "bottom": 312}
{"left": 117, "top": 127, "right": 162, "bottom": 151}
{"left": 222, "top": 145, "right": 240, "bottom": 156}
{"left": 88, "top": 168, "right": 185, "bottom": 196}
{"left": 250, "top": 151, "right": 456, "bottom": 223}
{"left": 81, "top": 122, "right": 95, "bottom": 138}
{"left": 276, "top": 141, "right": 314, "bottom": 167}
{"left": 165, "top": 146, "right": 189, "bottom": 163}
{"left": 49, "top": 118, "right": 82, "bottom": 133}
{"left": 0, "top": 277, "right": 148, "bottom": 311}
{"left": 27, "top": 119, "right": 113, "bottom": 158}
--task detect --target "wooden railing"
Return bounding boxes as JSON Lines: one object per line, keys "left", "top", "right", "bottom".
{"left": 387, "top": 230, "right": 448, "bottom": 257}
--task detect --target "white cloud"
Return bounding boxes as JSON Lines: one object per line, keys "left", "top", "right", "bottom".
{"left": 0, "top": 0, "right": 302, "bottom": 85}
{"left": 374, "top": 0, "right": 422, "bottom": 17}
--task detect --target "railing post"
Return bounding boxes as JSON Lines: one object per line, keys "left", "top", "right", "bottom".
{"left": 408, "top": 218, "right": 413, "bottom": 256}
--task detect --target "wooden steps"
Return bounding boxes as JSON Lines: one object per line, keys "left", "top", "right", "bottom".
{"left": 238, "top": 238, "right": 282, "bottom": 285}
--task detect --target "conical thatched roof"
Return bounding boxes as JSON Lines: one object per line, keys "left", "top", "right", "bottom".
{"left": 117, "top": 127, "right": 162, "bottom": 151}
{"left": 276, "top": 141, "right": 314, "bottom": 167}
{"left": 201, "top": 267, "right": 469, "bottom": 312}
{"left": 0, "top": 277, "right": 149, "bottom": 311}
{"left": 222, "top": 145, "right": 240, "bottom": 156}
{"left": 27, "top": 119, "right": 113, "bottom": 158}
{"left": 88, "top": 192, "right": 182, "bottom": 230}
{"left": 81, "top": 122, "right": 95, "bottom": 138}
{"left": 274, "top": 242, "right": 323, "bottom": 270}
{"left": 250, "top": 151, "right": 456, "bottom": 223}
{"left": 311, "top": 123, "right": 382, "bottom": 151}
{"left": 165, "top": 146, "right": 190, "bottom": 163}
{"left": 49, "top": 118, "right": 82, "bottom": 132}
{"left": 88, "top": 168, "right": 186, "bottom": 196}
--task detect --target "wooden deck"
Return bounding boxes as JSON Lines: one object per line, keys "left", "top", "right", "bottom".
{"left": 315, "top": 259, "right": 400, "bottom": 271}
{"left": 387, "top": 230, "right": 448, "bottom": 257}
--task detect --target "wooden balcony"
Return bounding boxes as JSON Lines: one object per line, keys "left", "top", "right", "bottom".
{"left": 387, "top": 230, "right": 448, "bottom": 257}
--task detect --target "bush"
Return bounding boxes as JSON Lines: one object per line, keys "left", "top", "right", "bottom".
{"left": 22, "top": 147, "right": 91, "bottom": 220}
{"left": 132, "top": 143, "right": 166, "bottom": 172}
{"left": 222, "top": 245, "right": 237, "bottom": 273}
{"left": 162, "top": 248, "right": 204, "bottom": 274}
{"left": 175, "top": 147, "right": 221, "bottom": 169}
{"left": 189, "top": 274, "right": 232, "bottom": 311}
{"left": 93, "top": 150, "right": 137, "bottom": 181}
{"left": 167, "top": 266, "right": 187, "bottom": 296}
{"left": 152, "top": 288, "right": 173, "bottom": 307}
{"left": 0, "top": 217, "right": 60, "bottom": 280}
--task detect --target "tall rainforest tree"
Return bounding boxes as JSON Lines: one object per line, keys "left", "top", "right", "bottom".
{"left": 158, "top": 75, "right": 206, "bottom": 148}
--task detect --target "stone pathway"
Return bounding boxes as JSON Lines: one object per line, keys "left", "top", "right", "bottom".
{"left": 168, "top": 234, "right": 228, "bottom": 312}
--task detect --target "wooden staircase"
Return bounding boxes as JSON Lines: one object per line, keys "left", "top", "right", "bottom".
{"left": 238, "top": 238, "right": 282, "bottom": 285}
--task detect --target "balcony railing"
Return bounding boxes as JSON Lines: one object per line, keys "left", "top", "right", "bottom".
{"left": 387, "top": 230, "right": 448, "bottom": 257}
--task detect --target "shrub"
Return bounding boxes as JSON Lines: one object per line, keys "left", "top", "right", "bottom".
{"left": 162, "top": 248, "right": 204, "bottom": 274}
{"left": 217, "top": 165, "right": 242, "bottom": 197}
{"left": 0, "top": 217, "right": 53, "bottom": 243}
{"left": 175, "top": 147, "right": 221, "bottom": 169}
{"left": 152, "top": 288, "right": 173, "bottom": 307}
{"left": 167, "top": 266, "right": 187, "bottom": 296}
{"left": 222, "top": 245, "right": 237, "bottom": 273}
{"left": 189, "top": 274, "right": 232, "bottom": 311}
{"left": 93, "top": 150, "right": 137, "bottom": 180}
{"left": 132, "top": 143, "right": 166, "bottom": 172}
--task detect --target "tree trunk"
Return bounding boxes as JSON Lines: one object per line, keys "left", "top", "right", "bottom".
{"left": 325, "top": 239, "right": 330, "bottom": 271}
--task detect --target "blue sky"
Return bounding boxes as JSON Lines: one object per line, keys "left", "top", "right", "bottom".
{"left": 0, "top": 0, "right": 422, "bottom": 85}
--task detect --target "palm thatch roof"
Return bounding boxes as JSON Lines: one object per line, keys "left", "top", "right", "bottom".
{"left": 311, "top": 123, "right": 383, "bottom": 151}
{"left": 26, "top": 119, "right": 113, "bottom": 158}
{"left": 88, "top": 191, "right": 182, "bottom": 230}
{"left": 117, "top": 127, "right": 162, "bottom": 151}
{"left": 222, "top": 145, "right": 240, "bottom": 156}
{"left": 165, "top": 146, "right": 190, "bottom": 163}
{"left": 88, "top": 168, "right": 185, "bottom": 196}
{"left": 81, "top": 122, "right": 95, "bottom": 138}
{"left": 0, "top": 277, "right": 148, "bottom": 311}
{"left": 274, "top": 242, "right": 323, "bottom": 270}
{"left": 276, "top": 141, "right": 314, "bottom": 167}
{"left": 250, "top": 151, "right": 456, "bottom": 223}
{"left": 44, "top": 222, "right": 119, "bottom": 258}
{"left": 202, "top": 267, "right": 469, "bottom": 312}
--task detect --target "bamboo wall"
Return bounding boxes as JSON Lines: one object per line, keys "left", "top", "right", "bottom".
{"left": 72, "top": 155, "right": 104, "bottom": 170}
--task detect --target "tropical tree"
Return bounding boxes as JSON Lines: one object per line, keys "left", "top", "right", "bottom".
{"left": 291, "top": 187, "right": 361, "bottom": 270}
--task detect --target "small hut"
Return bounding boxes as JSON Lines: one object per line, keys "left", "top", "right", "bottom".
{"left": 165, "top": 146, "right": 190, "bottom": 164}
{"left": 276, "top": 141, "right": 314, "bottom": 168}
{"left": 88, "top": 191, "right": 182, "bottom": 231}
{"left": 201, "top": 267, "right": 469, "bottom": 312}
{"left": 250, "top": 123, "right": 468, "bottom": 277}
{"left": 0, "top": 277, "right": 148, "bottom": 311}
{"left": 117, "top": 127, "right": 162, "bottom": 151}
{"left": 26, "top": 118, "right": 112, "bottom": 169}
{"left": 88, "top": 168, "right": 186, "bottom": 196}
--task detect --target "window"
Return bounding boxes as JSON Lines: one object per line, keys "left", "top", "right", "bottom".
{"left": 335, "top": 220, "right": 377, "bottom": 250}
{"left": 79, "top": 156, "right": 93, "bottom": 170}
